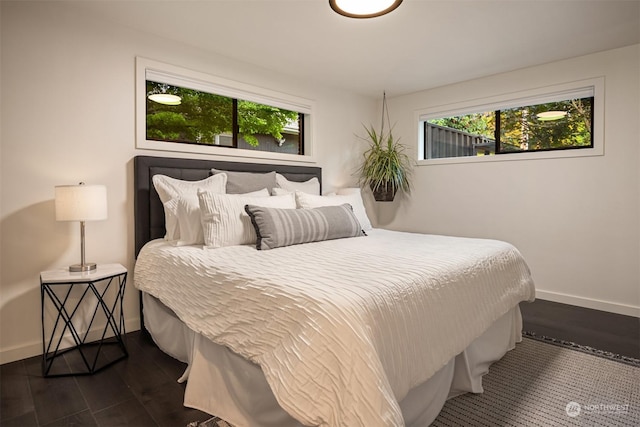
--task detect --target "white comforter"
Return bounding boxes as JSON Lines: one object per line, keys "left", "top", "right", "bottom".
{"left": 135, "top": 229, "right": 535, "bottom": 426}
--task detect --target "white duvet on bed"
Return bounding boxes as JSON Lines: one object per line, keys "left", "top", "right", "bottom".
{"left": 135, "top": 229, "right": 535, "bottom": 426}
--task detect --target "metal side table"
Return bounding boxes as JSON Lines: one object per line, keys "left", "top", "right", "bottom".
{"left": 40, "top": 263, "right": 128, "bottom": 376}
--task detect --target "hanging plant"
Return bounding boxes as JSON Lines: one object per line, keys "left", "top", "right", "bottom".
{"left": 357, "top": 92, "right": 412, "bottom": 201}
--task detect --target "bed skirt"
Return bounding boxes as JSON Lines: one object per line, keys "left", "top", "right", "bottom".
{"left": 143, "top": 293, "right": 522, "bottom": 427}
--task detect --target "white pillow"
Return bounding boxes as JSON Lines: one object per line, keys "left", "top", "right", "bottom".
{"left": 174, "top": 194, "right": 204, "bottom": 246}
{"left": 198, "top": 191, "right": 296, "bottom": 248}
{"left": 295, "top": 190, "right": 372, "bottom": 231}
{"left": 152, "top": 174, "right": 227, "bottom": 241}
{"left": 275, "top": 173, "right": 320, "bottom": 195}
{"left": 272, "top": 188, "right": 334, "bottom": 196}
{"left": 161, "top": 198, "right": 180, "bottom": 242}
{"left": 241, "top": 188, "right": 271, "bottom": 197}
{"left": 174, "top": 188, "right": 270, "bottom": 246}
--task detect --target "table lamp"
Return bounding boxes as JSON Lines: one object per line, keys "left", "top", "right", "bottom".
{"left": 55, "top": 182, "right": 108, "bottom": 272}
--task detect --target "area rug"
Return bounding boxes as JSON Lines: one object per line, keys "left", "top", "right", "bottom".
{"left": 187, "top": 418, "right": 231, "bottom": 427}
{"left": 188, "top": 335, "right": 640, "bottom": 426}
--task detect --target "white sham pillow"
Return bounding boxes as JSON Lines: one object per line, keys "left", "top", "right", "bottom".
{"left": 152, "top": 173, "right": 227, "bottom": 241}
{"left": 174, "top": 188, "right": 270, "bottom": 246}
{"left": 161, "top": 198, "right": 180, "bottom": 242}
{"left": 198, "top": 191, "right": 296, "bottom": 248}
{"left": 241, "top": 188, "right": 271, "bottom": 197}
{"left": 174, "top": 193, "right": 204, "bottom": 246}
{"left": 295, "top": 189, "right": 372, "bottom": 231}
{"left": 273, "top": 188, "right": 337, "bottom": 197}
{"left": 275, "top": 173, "right": 320, "bottom": 195}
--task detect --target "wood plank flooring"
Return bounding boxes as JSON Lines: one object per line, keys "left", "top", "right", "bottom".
{"left": 1, "top": 299, "right": 638, "bottom": 426}
{"left": 519, "top": 299, "right": 639, "bottom": 359}
{"left": 0, "top": 331, "right": 210, "bottom": 426}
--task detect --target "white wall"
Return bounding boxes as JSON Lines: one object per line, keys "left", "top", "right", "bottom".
{"left": 0, "top": 1, "right": 374, "bottom": 363}
{"left": 380, "top": 45, "right": 640, "bottom": 317}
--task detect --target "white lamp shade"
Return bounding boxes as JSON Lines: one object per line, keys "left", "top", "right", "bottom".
{"left": 55, "top": 184, "right": 108, "bottom": 222}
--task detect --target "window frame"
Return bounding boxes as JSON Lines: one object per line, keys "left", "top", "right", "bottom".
{"left": 136, "top": 57, "right": 316, "bottom": 163}
{"left": 415, "top": 77, "right": 605, "bottom": 165}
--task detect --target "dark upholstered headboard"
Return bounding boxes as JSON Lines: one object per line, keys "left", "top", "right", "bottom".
{"left": 134, "top": 155, "right": 322, "bottom": 257}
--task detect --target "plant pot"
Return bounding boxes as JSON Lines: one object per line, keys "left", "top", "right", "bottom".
{"left": 370, "top": 182, "right": 396, "bottom": 202}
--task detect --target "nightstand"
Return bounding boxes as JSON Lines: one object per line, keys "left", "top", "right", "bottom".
{"left": 40, "top": 263, "right": 128, "bottom": 377}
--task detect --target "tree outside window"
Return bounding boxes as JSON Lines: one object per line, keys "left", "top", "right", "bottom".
{"left": 146, "top": 81, "right": 303, "bottom": 154}
{"left": 424, "top": 97, "right": 593, "bottom": 159}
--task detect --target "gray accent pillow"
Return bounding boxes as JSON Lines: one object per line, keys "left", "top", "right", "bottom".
{"left": 211, "top": 169, "right": 276, "bottom": 194}
{"left": 245, "top": 203, "right": 365, "bottom": 250}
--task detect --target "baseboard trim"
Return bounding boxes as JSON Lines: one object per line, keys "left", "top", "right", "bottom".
{"left": 0, "top": 318, "right": 141, "bottom": 365}
{"left": 535, "top": 289, "right": 640, "bottom": 317}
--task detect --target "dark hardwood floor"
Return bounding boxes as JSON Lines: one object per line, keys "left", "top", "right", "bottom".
{"left": 1, "top": 299, "right": 638, "bottom": 426}
{"left": 0, "top": 331, "right": 210, "bottom": 427}
{"left": 520, "top": 299, "right": 639, "bottom": 359}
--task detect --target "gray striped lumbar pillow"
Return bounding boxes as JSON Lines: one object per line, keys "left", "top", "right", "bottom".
{"left": 244, "top": 203, "right": 365, "bottom": 250}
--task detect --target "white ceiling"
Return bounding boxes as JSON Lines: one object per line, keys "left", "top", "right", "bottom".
{"left": 74, "top": 0, "right": 639, "bottom": 98}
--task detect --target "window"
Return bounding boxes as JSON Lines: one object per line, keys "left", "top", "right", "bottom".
{"left": 137, "top": 58, "right": 314, "bottom": 162}
{"left": 417, "top": 79, "right": 603, "bottom": 164}
{"left": 146, "top": 81, "right": 304, "bottom": 154}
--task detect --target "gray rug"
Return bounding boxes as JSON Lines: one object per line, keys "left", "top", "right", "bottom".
{"left": 432, "top": 336, "right": 640, "bottom": 426}
{"left": 189, "top": 336, "right": 640, "bottom": 426}
{"left": 187, "top": 418, "right": 231, "bottom": 427}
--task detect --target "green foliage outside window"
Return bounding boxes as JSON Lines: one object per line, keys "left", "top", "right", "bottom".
{"left": 426, "top": 97, "right": 592, "bottom": 156}
{"left": 499, "top": 98, "right": 592, "bottom": 152}
{"left": 429, "top": 112, "right": 495, "bottom": 140}
{"left": 237, "top": 100, "right": 298, "bottom": 147}
{"left": 146, "top": 81, "right": 300, "bottom": 147}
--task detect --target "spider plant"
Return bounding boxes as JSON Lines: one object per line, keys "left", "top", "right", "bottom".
{"left": 357, "top": 94, "right": 412, "bottom": 201}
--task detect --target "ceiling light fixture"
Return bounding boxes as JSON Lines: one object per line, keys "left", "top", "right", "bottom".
{"left": 148, "top": 93, "right": 182, "bottom": 105}
{"left": 329, "top": 0, "right": 402, "bottom": 18}
{"left": 536, "top": 111, "right": 567, "bottom": 121}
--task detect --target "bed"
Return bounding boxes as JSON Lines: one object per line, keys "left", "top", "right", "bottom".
{"left": 133, "top": 155, "right": 535, "bottom": 427}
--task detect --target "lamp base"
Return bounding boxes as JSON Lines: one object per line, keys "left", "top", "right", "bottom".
{"left": 69, "top": 263, "right": 97, "bottom": 273}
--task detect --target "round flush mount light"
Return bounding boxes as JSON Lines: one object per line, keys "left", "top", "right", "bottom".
{"left": 148, "top": 93, "right": 182, "bottom": 105}
{"left": 329, "top": 0, "right": 403, "bottom": 18}
{"left": 536, "top": 111, "right": 567, "bottom": 121}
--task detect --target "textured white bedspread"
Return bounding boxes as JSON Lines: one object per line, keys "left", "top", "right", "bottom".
{"left": 135, "top": 229, "right": 535, "bottom": 426}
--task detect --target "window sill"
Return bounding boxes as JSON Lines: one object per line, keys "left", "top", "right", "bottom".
{"left": 417, "top": 145, "right": 604, "bottom": 166}
{"left": 137, "top": 139, "right": 317, "bottom": 164}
